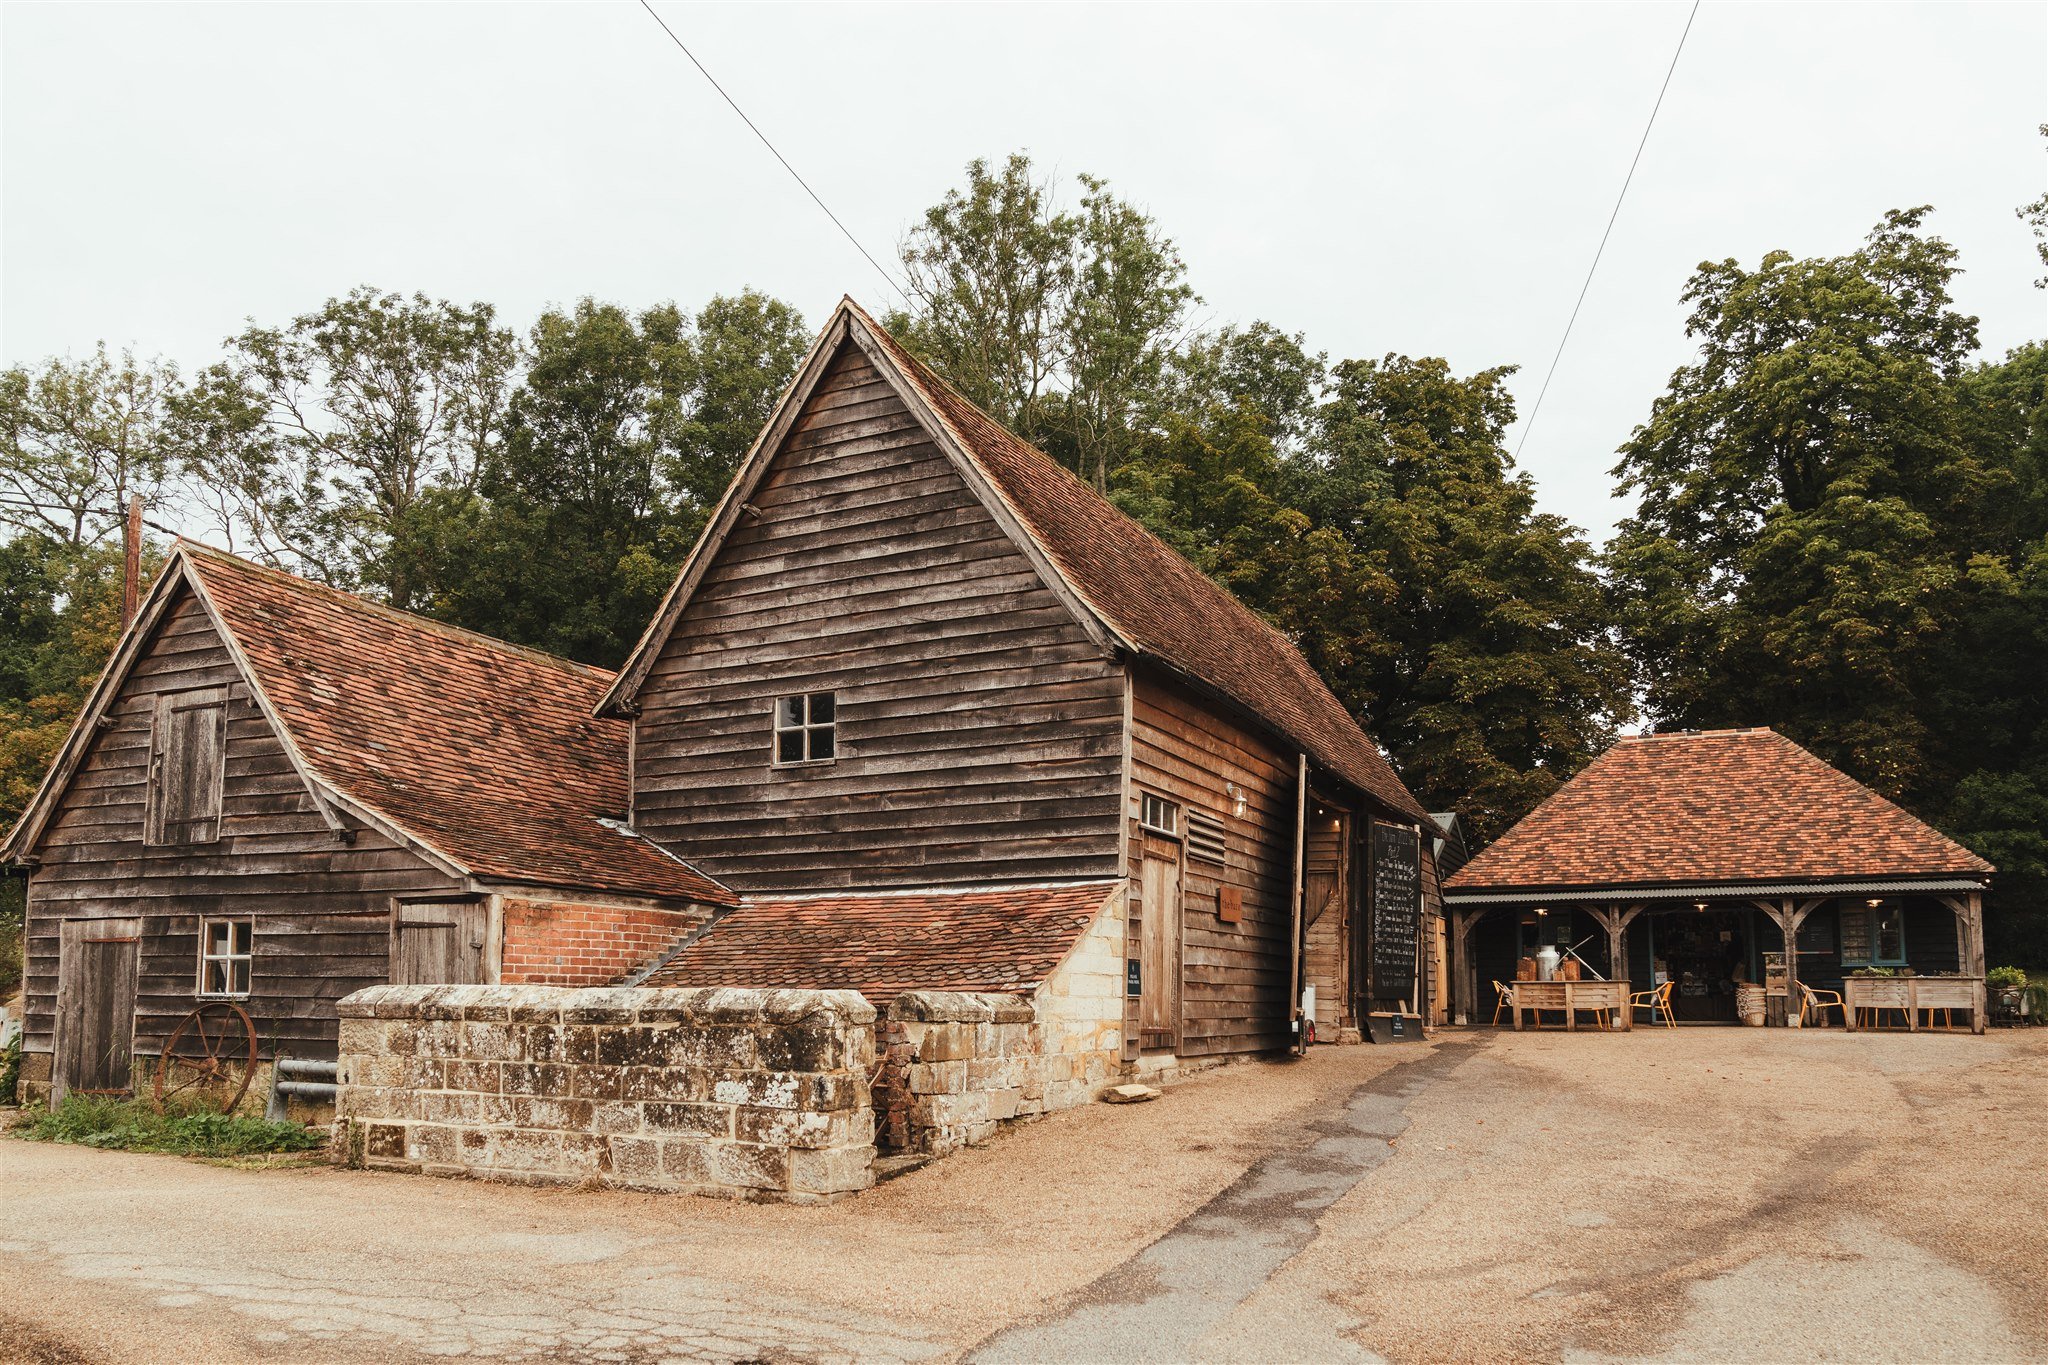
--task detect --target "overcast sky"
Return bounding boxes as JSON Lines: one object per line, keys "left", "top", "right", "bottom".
{"left": 4, "top": 2, "right": 2043, "bottom": 543}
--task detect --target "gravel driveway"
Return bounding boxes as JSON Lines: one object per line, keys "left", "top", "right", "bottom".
{"left": 2, "top": 1028, "right": 2041, "bottom": 1364}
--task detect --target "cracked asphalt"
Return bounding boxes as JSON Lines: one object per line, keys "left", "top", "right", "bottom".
{"left": 3, "top": 1028, "right": 2042, "bottom": 1364}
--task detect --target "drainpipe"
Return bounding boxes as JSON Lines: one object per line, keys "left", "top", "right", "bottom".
{"left": 1289, "top": 754, "right": 1308, "bottom": 1052}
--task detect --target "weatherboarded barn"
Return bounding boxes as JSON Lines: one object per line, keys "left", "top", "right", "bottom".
{"left": 6, "top": 297, "right": 1445, "bottom": 1121}
{"left": 2, "top": 545, "right": 731, "bottom": 1105}
{"left": 603, "top": 299, "right": 1442, "bottom": 1060}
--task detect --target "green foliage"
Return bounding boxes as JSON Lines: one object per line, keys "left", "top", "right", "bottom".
{"left": 1281, "top": 357, "right": 1627, "bottom": 839}
{"left": 1, "top": 345, "right": 181, "bottom": 549}
{"left": 1987, "top": 965, "right": 2027, "bottom": 989}
{"left": 177, "top": 286, "right": 519, "bottom": 610}
{"left": 897, "top": 154, "right": 1196, "bottom": 489}
{"left": 421, "top": 291, "right": 806, "bottom": 667}
{"left": 0, "top": 1029, "right": 20, "bottom": 1104}
{"left": 13, "top": 1093, "right": 325, "bottom": 1156}
{"left": 1609, "top": 209, "right": 2048, "bottom": 962}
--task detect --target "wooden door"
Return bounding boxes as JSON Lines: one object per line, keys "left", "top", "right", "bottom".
{"left": 53, "top": 917, "right": 141, "bottom": 1102}
{"left": 1139, "top": 852, "right": 1183, "bottom": 1045}
{"left": 389, "top": 902, "right": 488, "bottom": 985}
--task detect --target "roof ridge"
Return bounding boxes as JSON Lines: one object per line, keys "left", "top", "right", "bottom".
{"left": 176, "top": 540, "right": 614, "bottom": 680}
{"left": 847, "top": 303, "right": 1404, "bottom": 769}
{"left": 742, "top": 878, "right": 1121, "bottom": 905}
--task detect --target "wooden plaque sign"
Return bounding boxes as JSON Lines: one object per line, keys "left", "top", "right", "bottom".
{"left": 1368, "top": 820, "right": 1422, "bottom": 999}
{"left": 1217, "top": 885, "right": 1243, "bottom": 923}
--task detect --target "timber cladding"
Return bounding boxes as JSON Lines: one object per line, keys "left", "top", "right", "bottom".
{"left": 20, "top": 588, "right": 462, "bottom": 1066}
{"left": 631, "top": 343, "right": 1125, "bottom": 890}
{"left": 1128, "top": 672, "right": 1297, "bottom": 1058}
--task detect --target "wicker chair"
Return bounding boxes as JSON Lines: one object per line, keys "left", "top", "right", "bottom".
{"left": 1630, "top": 980, "right": 1676, "bottom": 1028}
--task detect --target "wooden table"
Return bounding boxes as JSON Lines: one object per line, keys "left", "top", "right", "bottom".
{"left": 1508, "top": 979, "right": 1630, "bottom": 1031}
{"left": 1843, "top": 976, "right": 1985, "bottom": 1035}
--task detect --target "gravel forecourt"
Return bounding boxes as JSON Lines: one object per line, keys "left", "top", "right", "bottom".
{"left": 2, "top": 1027, "right": 2041, "bottom": 1364}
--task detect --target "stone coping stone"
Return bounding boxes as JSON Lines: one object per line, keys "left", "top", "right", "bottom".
{"left": 888, "top": 990, "right": 1035, "bottom": 1024}
{"left": 338, "top": 983, "right": 876, "bottom": 1027}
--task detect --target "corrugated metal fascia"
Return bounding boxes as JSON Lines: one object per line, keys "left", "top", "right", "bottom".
{"left": 1444, "top": 878, "right": 1988, "bottom": 906}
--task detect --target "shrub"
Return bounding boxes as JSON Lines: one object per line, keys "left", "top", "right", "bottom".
{"left": 0, "top": 1031, "right": 19, "bottom": 1105}
{"left": 12, "top": 1094, "right": 325, "bottom": 1157}
{"left": 1987, "top": 965, "right": 2028, "bottom": 989}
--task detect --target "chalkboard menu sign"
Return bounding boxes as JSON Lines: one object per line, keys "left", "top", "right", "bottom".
{"left": 1368, "top": 820, "right": 1422, "bottom": 999}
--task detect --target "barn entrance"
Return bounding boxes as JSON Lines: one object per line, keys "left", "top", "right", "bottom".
{"left": 389, "top": 901, "right": 489, "bottom": 985}
{"left": 1642, "top": 907, "right": 1758, "bottom": 1023}
{"left": 1138, "top": 847, "right": 1183, "bottom": 1048}
{"left": 52, "top": 917, "right": 141, "bottom": 1101}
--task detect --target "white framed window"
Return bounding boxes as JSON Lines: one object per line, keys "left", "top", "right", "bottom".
{"left": 198, "top": 917, "right": 253, "bottom": 998}
{"left": 1140, "top": 792, "right": 1181, "bottom": 837}
{"left": 773, "top": 692, "right": 837, "bottom": 765}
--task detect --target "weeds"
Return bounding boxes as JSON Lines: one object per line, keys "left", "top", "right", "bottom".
{"left": 12, "top": 1093, "right": 325, "bottom": 1157}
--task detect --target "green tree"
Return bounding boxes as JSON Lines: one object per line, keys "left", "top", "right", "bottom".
{"left": 1, "top": 346, "right": 180, "bottom": 547}
{"left": 1285, "top": 357, "right": 1626, "bottom": 838}
{"left": 897, "top": 154, "right": 1196, "bottom": 488}
{"left": 1607, "top": 210, "right": 1987, "bottom": 795}
{"left": 425, "top": 292, "right": 806, "bottom": 667}
{"left": 177, "top": 287, "right": 517, "bottom": 610}
{"left": 1608, "top": 210, "right": 2048, "bottom": 963}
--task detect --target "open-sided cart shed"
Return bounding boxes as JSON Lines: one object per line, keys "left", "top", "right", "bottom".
{"left": 1443, "top": 729, "right": 1993, "bottom": 1031}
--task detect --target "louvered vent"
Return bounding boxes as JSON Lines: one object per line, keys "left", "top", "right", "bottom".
{"left": 1187, "top": 809, "right": 1228, "bottom": 865}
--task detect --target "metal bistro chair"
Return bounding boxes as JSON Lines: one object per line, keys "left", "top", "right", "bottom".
{"left": 1799, "top": 982, "right": 1847, "bottom": 1029}
{"left": 1491, "top": 980, "right": 1515, "bottom": 1028}
{"left": 1630, "top": 980, "right": 1676, "bottom": 1028}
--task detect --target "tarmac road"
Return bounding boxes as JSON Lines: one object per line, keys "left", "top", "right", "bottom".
{"left": 2, "top": 1027, "right": 2042, "bottom": 1364}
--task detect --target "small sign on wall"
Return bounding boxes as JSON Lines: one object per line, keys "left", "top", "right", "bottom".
{"left": 1126, "top": 958, "right": 1142, "bottom": 996}
{"left": 1217, "top": 885, "right": 1243, "bottom": 924}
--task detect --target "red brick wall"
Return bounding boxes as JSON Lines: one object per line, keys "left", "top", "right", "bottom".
{"left": 499, "top": 897, "right": 715, "bottom": 987}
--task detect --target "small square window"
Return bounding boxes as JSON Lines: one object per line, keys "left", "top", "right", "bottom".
{"left": 198, "top": 917, "right": 253, "bottom": 998}
{"left": 773, "top": 692, "right": 838, "bottom": 765}
{"left": 1140, "top": 793, "right": 1180, "bottom": 837}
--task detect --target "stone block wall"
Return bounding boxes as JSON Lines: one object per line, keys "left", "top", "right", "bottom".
{"left": 499, "top": 897, "right": 717, "bottom": 988}
{"left": 878, "top": 982, "right": 1125, "bottom": 1157}
{"left": 333, "top": 984, "right": 876, "bottom": 1203}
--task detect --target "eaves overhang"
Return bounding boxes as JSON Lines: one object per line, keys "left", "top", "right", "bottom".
{"left": 1444, "top": 876, "right": 1992, "bottom": 907}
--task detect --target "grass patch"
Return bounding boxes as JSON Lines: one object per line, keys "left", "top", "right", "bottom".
{"left": 12, "top": 1093, "right": 326, "bottom": 1157}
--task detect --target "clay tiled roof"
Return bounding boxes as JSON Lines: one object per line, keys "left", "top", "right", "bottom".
{"left": 1445, "top": 728, "right": 1993, "bottom": 894}
{"left": 182, "top": 545, "right": 733, "bottom": 905}
{"left": 637, "top": 881, "right": 1118, "bottom": 1002}
{"left": 853, "top": 306, "right": 1428, "bottom": 824}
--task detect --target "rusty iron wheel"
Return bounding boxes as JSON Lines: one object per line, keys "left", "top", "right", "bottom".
{"left": 153, "top": 1001, "right": 259, "bottom": 1115}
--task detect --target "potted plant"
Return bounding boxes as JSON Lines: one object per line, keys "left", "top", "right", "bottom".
{"left": 1988, "top": 966, "right": 2027, "bottom": 1024}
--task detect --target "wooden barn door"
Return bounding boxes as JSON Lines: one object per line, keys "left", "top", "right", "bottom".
{"left": 52, "top": 917, "right": 141, "bottom": 1102}
{"left": 389, "top": 902, "right": 488, "bottom": 985}
{"left": 1139, "top": 852, "right": 1183, "bottom": 1047}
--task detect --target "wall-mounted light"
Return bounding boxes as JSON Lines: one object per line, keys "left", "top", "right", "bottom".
{"left": 1224, "top": 782, "right": 1248, "bottom": 819}
{"left": 1694, "top": 901, "right": 1708, "bottom": 912}
{"left": 1865, "top": 898, "right": 1883, "bottom": 908}
{"left": 1534, "top": 907, "right": 1549, "bottom": 917}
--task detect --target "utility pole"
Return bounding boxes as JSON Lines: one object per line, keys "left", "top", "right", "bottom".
{"left": 121, "top": 495, "right": 143, "bottom": 628}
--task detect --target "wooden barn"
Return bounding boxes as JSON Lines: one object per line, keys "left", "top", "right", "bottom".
{"left": 601, "top": 298, "right": 1443, "bottom": 1061}
{"left": 1444, "top": 728, "right": 1994, "bottom": 1032}
{"left": 3, "top": 296, "right": 1445, "bottom": 1110}
{"left": 2, "top": 544, "right": 732, "bottom": 1105}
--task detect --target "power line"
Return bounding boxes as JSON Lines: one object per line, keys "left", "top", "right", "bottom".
{"left": 0, "top": 494, "right": 182, "bottom": 539}
{"left": 635, "top": 0, "right": 906, "bottom": 303}
{"left": 1514, "top": 0, "right": 1702, "bottom": 462}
